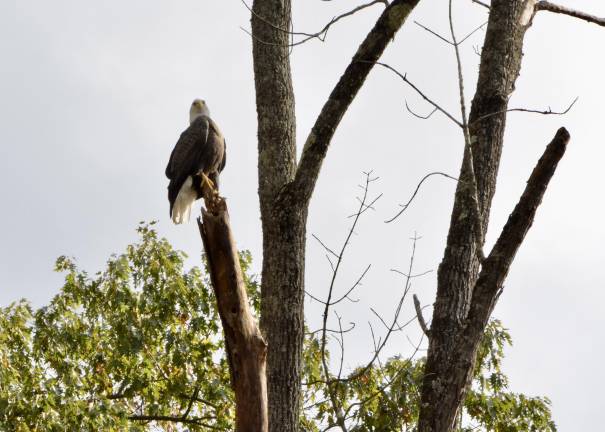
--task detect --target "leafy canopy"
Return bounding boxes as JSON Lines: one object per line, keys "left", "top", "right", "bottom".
{"left": 0, "top": 223, "right": 555, "bottom": 431}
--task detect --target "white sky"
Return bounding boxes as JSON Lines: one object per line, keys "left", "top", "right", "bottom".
{"left": 1, "top": 0, "right": 603, "bottom": 429}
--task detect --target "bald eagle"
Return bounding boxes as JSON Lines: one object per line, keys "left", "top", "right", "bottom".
{"left": 165, "top": 99, "right": 226, "bottom": 224}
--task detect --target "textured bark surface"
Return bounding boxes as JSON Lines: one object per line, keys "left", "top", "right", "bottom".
{"left": 250, "top": 1, "right": 420, "bottom": 431}
{"left": 250, "top": 2, "right": 303, "bottom": 431}
{"left": 422, "top": 127, "right": 569, "bottom": 432}
{"left": 418, "top": 1, "right": 541, "bottom": 431}
{"left": 197, "top": 199, "right": 268, "bottom": 432}
{"left": 466, "top": 127, "right": 570, "bottom": 333}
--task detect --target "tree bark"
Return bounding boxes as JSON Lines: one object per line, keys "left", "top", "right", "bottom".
{"left": 250, "top": 1, "right": 420, "bottom": 431}
{"left": 250, "top": 2, "right": 303, "bottom": 431}
{"left": 417, "top": 2, "right": 562, "bottom": 430}
{"left": 197, "top": 199, "right": 268, "bottom": 432}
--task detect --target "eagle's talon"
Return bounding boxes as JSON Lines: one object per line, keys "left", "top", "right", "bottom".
{"left": 200, "top": 173, "right": 216, "bottom": 191}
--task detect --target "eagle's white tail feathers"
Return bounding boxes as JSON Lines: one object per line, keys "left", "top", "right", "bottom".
{"left": 172, "top": 176, "right": 197, "bottom": 224}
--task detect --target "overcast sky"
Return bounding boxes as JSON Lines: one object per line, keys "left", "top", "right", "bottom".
{"left": 1, "top": 0, "right": 604, "bottom": 429}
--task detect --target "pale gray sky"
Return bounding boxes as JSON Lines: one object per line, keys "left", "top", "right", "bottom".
{"left": 1, "top": 0, "right": 603, "bottom": 429}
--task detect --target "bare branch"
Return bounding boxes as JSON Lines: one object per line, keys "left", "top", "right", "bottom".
{"left": 306, "top": 322, "right": 356, "bottom": 336}
{"left": 291, "top": 0, "right": 421, "bottom": 207}
{"left": 405, "top": 100, "right": 438, "bottom": 120}
{"left": 342, "top": 333, "right": 425, "bottom": 419}
{"left": 349, "top": 193, "right": 383, "bottom": 218}
{"left": 471, "top": 0, "right": 490, "bottom": 10}
{"left": 305, "top": 289, "right": 328, "bottom": 305}
{"left": 342, "top": 234, "right": 421, "bottom": 382}
{"left": 414, "top": 20, "right": 454, "bottom": 45}
{"left": 413, "top": 294, "right": 431, "bottom": 337}
{"left": 240, "top": 0, "right": 389, "bottom": 47}
{"left": 242, "top": 0, "right": 389, "bottom": 47}
{"left": 457, "top": 22, "right": 488, "bottom": 45}
{"left": 312, "top": 234, "right": 340, "bottom": 258}
{"left": 470, "top": 96, "right": 579, "bottom": 125}
{"left": 329, "top": 264, "right": 370, "bottom": 305}
{"left": 468, "top": 127, "right": 571, "bottom": 334}
{"left": 313, "top": 173, "right": 377, "bottom": 430}
{"left": 390, "top": 268, "right": 433, "bottom": 279}
{"left": 449, "top": 0, "right": 486, "bottom": 263}
{"left": 334, "top": 313, "right": 347, "bottom": 382}
{"left": 306, "top": 234, "right": 426, "bottom": 397}
{"left": 536, "top": 1, "right": 605, "bottom": 27}
{"left": 371, "top": 61, "right": 463, "bottom": 128}
{"left": 182, "top": 387, "right": 200, "bottom": 420}
{"left": 414, "top": 20, "right": 486, "bottom": 46}
{"left": 385, "top": 172, "right": 458, "bottom": 223}
{"left": 290, "top": 0, "right": 389, "bottom": 47}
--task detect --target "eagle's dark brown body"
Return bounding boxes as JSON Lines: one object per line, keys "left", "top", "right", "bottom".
{"left": 165, "top": 114, "right": 226, "bottom": 223}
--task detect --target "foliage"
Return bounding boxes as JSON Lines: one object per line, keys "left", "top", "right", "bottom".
{"left": 302, "top": 320, "right": 556, "bottom": 431}
{"left": 1, "top": 222, "right": 233, "bottom": 431}
{"left": 0, "top": 224, "right": 555, "bottom": 431}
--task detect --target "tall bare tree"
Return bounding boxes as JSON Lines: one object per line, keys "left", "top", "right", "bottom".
{"left": 416, "top": 2, "right": 603, "bottom": 431}
{"left": 250, "top": 1, "right": 420, "bottom": 431}
{"left": 245, "top": 1, "right": 604, "bottom": 431}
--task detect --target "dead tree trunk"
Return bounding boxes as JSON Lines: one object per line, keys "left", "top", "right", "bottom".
{"left": 197, "top": 197, "right": 268, "bottom": 432}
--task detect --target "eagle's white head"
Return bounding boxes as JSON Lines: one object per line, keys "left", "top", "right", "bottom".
{"left": 189, "top": 99, "right": 210, "bottom": 124}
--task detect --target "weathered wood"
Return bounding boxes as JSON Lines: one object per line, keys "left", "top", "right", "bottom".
{"left": 197, "top": 197, "right": 268, "bottom": 432}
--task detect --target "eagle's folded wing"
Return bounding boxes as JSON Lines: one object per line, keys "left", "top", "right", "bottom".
{"left": 165, "top": 116, "right": 210, "bottom": 180}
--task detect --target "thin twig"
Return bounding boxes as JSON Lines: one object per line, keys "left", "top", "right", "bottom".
{"left": 390, "top": 268, "right": 433, "bottom": 279}
{"left": 367, "top": 61, "right": 463, "bottom": 128}
{"left": 318, "top": 172, "right": 376, "bottom": 431}
{"left": 405, "top": 100, "right": 438, "bottom": 120}
{"left": 449, "top": 0, "right": 486, "bottom": 262}
{"left": 329, "top": 264, "right": 370, "bottom": 305}
{"left": 241, "top": 0, "right": 388, "bottom": 47}
{"left": 312, "top": 234, "right": 340, "bottom": 258}
{"left": 470, "top": 96, "right": 579, "bottom": 125}
{"left": 471, "top": 0, "right": 490, "bottom": 10}
{"left": 306, "top": 289, "right": 329, "bottom": 305}
{"left": 385, "top": 172, "right": 458, "bottom": 223}
{"left": 335, "top": 313, "right": 346, "bottom": 382}
{"left": 414, "top": 20, "right": 487, "bottom": 46}
{"left": 306, "top": 323, "right": 356, "bottom": 336}
{"left": 348, "top": 193, "right": 383, "bottom": 218}
{"left": 342, "top": 333, "right": 425, "bottom": 419}
{"left": 306, "top": 235, "right": 424, "bottom": 388}
{"left": 414, "top": 20, "right": 453, "bottom": 45}
{"left": 342, "top": 234, "right": 421, "bottom": 382}
{"left": 458, "top": 22, "right": 488, "bottom": 45}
